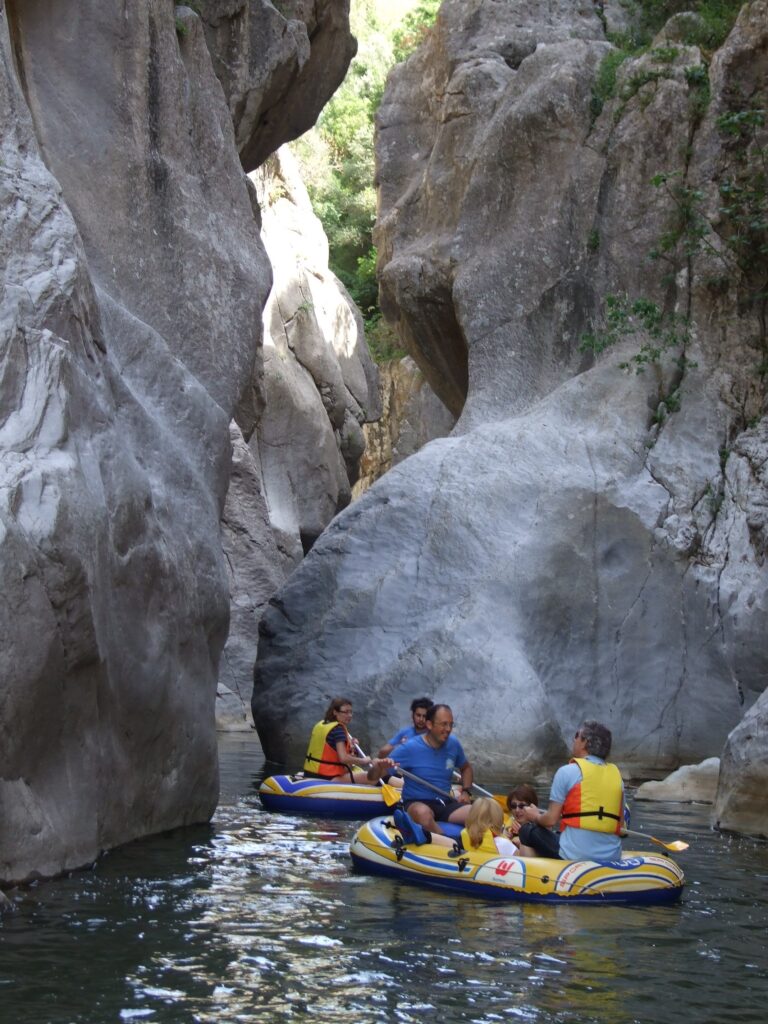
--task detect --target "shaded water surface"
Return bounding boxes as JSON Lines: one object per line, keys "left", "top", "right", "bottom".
{"left": 1, "top": 734, "right": 767, "bottom": 1023}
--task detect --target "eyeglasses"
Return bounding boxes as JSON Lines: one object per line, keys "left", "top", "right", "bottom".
{"left": 508, "top": 802, "right": 528, "bottom": 810}
{"left": 338, "top": 708, "right": 353, "bottom": 715}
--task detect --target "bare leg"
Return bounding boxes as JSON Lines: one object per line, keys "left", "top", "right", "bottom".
{"left": 405, "top": 801, "right": 438, "bottom": 832}
{"left": 446, "top": 803, "right": 472, "bottom": 827}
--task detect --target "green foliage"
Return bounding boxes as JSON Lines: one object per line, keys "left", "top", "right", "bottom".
{"left": 649, "top": 108, "right": 767, "bottom": 342}
{"left": 609, "top": 1, "right": 744, "bottom": 52}
{"left": 684, "top": 63, "right": 711, "bottom": 123}
{"left": 580, "top": 294, "right": 691, "bottom": 372}
{"left": 590, "top": 49, "right": 632, "bottom": 122}
{"left": 364, "top": 312, "right": 407, "bottom": 363}
{"left": 392, "top": 0, "right": 441, "bottom": 63}
{"left": 292, "top": 1, "right": 433, "bottom": 362}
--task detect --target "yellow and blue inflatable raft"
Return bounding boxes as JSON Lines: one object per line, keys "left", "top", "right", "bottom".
{"left": 259, "top": 774, "right": 389, "bottom": 818}
{"left": 350, "top": 817, "right": 685, "bottom": 905}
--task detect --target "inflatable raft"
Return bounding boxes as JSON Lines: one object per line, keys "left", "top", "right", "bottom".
{"left": 350, "top": 817, "right": 685, "bottom": 905}
{"left": 258, "top": 774, "right": 389, "bottom": 818}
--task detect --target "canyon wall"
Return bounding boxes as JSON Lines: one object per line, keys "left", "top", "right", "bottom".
{"left": 218, "top": 145, "right": 381, "bottom": 727}
{"left": 253, "top": 0, "right": 768, "bottom": 835}
{"left": 0, "top": 0, "right": 355, "bottom": 883}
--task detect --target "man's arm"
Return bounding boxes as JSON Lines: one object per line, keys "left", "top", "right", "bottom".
{"left": 458, "top": 761, "right": 474, "bottom": 804}
{"left": 377, "top": 742, "right": 395, "bottom": 758}
{"left": 519, "top": 799, "right": 563, "bottom": 829}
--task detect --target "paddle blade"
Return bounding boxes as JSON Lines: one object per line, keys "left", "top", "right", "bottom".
{"left": 381, "top": 783, "right": 402, "bottom": 807}
{"left": 664, "top": 839, "right": 689, "bottom": 852}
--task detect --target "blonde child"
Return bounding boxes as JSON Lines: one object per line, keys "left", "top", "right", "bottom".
{"left": 395, "top": 797, "right": 517, "bottom": 856}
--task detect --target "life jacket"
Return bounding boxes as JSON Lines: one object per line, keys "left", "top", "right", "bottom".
{"left": 560, "top": 757, "right": 623, "bottom": 835}
{"left": 303, "top": 720, "right": 353, "bottom": 778}
{"left": 460, "top": 826, "right": 501, "bottom": 855}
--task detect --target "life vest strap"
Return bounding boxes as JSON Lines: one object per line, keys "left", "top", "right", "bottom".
{"left": 562, "top": 807, "right": 621, "bottom": 822}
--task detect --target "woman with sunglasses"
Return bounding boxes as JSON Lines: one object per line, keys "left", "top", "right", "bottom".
{"left": 505, "top": 784, "right": 547, "bottom": 857}
{"left": 303, "top": 697, "right": 392, "bottom": 784}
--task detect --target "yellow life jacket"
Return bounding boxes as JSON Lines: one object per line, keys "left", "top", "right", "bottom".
{"left": 460, "top": 826, "right": 500, "bottom": 855}
{"left": 303, "top": 720, "right": 352, "bottom": 778}
{"left": 560, "top": 757, "right": 623, "bottom": 835}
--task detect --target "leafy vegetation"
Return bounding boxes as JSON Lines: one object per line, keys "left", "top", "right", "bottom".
{"left": 292, "top": 1, "right": 437, "bottom": 362}
{"left": 591, "top": 1, "right": 743, "bottom": 123}
{"left": 607, "top": 1, "right": 745, "bottom": 53}
{"left": 392, "top": 0, "right": 441, "bottom": 63}
{"left": 583, "top": 2, "right": 763, "bottom": 437}
{"left": 580, "top": 295, "right": 692, "bottom": 372}
{"left": 582, "top": 99, "right": 766, "bottom": 436}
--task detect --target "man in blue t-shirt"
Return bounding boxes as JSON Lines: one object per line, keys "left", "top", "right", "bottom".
{"left": 377, "top": 697, "right": 433, "bottom": 757}
{"left": 516, "top": 720, "right": 624, "bottom": 863}
{"left": 393, "top": 703, "right": 474, "bottom": 834}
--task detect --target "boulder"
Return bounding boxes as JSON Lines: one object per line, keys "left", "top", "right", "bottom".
{"left": 0, "top": 0, "right": 354, "bottom": 881}
{"left": 253, "top": 1, "right": 768, "bottom": 792}
{"left": 713, "top": 688, "right": 768, "bottom": 839}
{"left": 635, "top": 758, "right": 721, "bottom": 804}
{"left": 198, "top": 0, "right": 356, "bottom": 172}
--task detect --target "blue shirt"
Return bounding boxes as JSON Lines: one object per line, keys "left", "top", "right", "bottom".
{"left": 385, "top": 724, "right": 422, "bottom": 747}
{"left": 551, "top": 756, "right": 624, "bottom": 863}
{"left": 394, "top": 734, "right": 468, "bottom": 803}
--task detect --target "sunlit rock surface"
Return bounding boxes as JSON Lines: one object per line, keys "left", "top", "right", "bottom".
{"left": 253, "top": 1, "right": 768, "bottom": 788}
{"left": 218, "top": 146, "right": 380, "bottom": 727}
{"left": 0, "top": 0, "right": 352, "bottom": 881}
{"left": 635, "top": 758, "right": 721, "bottom": 804}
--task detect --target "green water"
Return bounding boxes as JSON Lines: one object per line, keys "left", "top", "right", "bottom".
{"left": 1, "top": 734, "right": 767, "bottom": 1023}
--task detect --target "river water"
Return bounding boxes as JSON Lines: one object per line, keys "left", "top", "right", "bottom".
{"left": 1, "top": 733, "right": 767, "bottom": 1024}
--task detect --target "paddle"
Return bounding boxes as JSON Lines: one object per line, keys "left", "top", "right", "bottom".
{"left": 352, "top": 742, "right": 403, "bottom": 807}
{"left": 621, "top": 827, "right": 689, "bottom": 852}
{"left": 393, "top": 766, "right": 457, "bottom": 801}
{"left": 452, "top": 771, "right": 495, "bottom": 800}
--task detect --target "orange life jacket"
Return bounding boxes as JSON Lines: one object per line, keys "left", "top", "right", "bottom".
{"left": 560, "top": 757, "right": 623, "bottom": 835}
{"left": 303, "top": 720, "right": 353, "bottom": 778}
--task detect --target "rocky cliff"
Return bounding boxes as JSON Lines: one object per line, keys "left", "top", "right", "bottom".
{"left": 218, "top": 145, "right": 381, "bottom": 727}
{"left": 354, "top": 356, "right": 456, "bottom": 496}
{"left": 0, "top": 0, "right": 355, "bottom": 883}
{"left": 252, "top": 0, "right": 768, "bottom": 827}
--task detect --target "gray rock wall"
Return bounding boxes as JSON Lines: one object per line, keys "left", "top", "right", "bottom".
{"left": 354, "top": 356, "right": 456, "bottom": 495}
{"left": 252, "top": 1, "right": 768, "bottom": 797}
{"left": 0, "top": 0, "right": 355, "bottom": 883}
{"left": 218, "top": 146, "right": 380, "bottom": 727}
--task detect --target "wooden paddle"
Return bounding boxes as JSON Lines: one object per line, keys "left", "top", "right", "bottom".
{"left": 621, "top": 827, "right": 689, "bottom": 852}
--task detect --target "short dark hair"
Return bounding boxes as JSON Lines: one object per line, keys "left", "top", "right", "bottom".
{"left": 426, "top": 703, "right": 452, "bottom": 723}
{"left": 578, "top": 720, "right": 612, "bottom": 759}
{"left": 506, "top": 784, "right": 539, "bottom": 809}
{"left": 323, "top": 696, "right": 353, "bottom": 723}
{"left": 410, "top": 697, "right": 433, "bottom": 713}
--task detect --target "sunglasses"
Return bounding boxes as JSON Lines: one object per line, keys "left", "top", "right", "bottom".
{"left": 508, "top": 802, "right": 528, "bottom": 810}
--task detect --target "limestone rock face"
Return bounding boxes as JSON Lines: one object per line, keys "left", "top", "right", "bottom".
{"left": 217, "top": 146, "right": 380, "bottom": 727}
{"left": 354, "top": 356, "right": 456, "bottom": 495}
{"left": 253, "top": 1, "right": 768, "bottom": 789}
{"left": 0, "top": 0, "right": 353, "bottom": 882}
{"left": 198, "top": 0, "right": 356, "bottom": 172}
{"left": 635, "top": 758, "right": 721, "bottom": 804}
{"left": 713, "top": 689, "right": 768, "bottom": 839}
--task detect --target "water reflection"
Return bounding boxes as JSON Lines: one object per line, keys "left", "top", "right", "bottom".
{"left": 1, "top": 734, "right": 768, "bottom": 1023}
